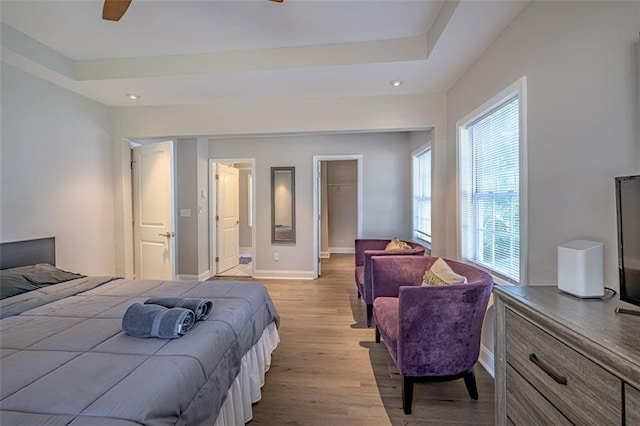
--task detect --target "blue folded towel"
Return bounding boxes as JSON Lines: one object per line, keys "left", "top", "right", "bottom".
{"left": 122, "top": 303, "right": 195, "bottom": 338}
{"left": 144, "top": 297, "right": 213, "bottom": 321}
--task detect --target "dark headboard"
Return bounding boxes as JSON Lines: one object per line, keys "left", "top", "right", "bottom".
{"left": 0, "top": 237, "right": 55, "bottom": 269}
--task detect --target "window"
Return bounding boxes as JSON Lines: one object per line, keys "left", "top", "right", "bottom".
{"left": 412, "top": 145, "right": 431, "bottom": 245}
{"left": 458, "top": 78, "right": 526, "bottom": 284}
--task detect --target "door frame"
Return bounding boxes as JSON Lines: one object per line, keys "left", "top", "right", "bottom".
{"left": 209, "top": 158, "right": 256, "bottom": 277}
{"left": 312, "top": 154, "right": 363, "bottom": 278}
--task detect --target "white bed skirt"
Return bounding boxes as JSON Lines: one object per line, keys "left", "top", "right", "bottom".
{"left": 213, "top": 322, "right": 280, "bottom": 426}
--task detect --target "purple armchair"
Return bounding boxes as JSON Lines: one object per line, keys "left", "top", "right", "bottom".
{"left": 371, "top": 255, "right": 493, "bottom": 414}
{"left": 354, "top": 238, "right": 425, "bottom": 327}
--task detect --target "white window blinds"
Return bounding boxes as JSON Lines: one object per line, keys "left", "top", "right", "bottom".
{"left": 460, "top": 95, "right": 520, "bottom": 282}
{"left": 413, "top": 147, "right": 431, "bottom": 244}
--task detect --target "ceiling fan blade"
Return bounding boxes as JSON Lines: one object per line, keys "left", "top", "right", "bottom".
{"left": 103, "top": 0, "right": 277, "bottom": 23}
{"left": 102, "top": 0, "right": 132, "bottom": 21}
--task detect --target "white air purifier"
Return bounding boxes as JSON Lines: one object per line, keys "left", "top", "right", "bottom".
{"left": 557, "top": 240, "right": 604, "bottom": 298}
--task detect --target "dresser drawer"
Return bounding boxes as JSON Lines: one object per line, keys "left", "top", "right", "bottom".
{"left": 506, "top": 364, "right": 571, "bottom": 425}
{"left": 506, "top": 308, "right": 622, "bottom": 425}
{"left": 627, "top": 384, "right": 640, "bottom": 425}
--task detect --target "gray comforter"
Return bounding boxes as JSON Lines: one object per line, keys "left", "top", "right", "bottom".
{"left": 0, "top": 278, "right": 280, "bottom": 425}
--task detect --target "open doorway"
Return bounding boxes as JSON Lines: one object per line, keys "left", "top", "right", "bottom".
{"left": 313, "top": 155, "right": 362, "bottom": 278}
{"left": 209, "top": 159, "right": 255, "bottom": 278}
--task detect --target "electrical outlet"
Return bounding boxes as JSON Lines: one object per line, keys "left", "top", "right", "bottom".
{"left": 273, "top": 252, "right": 279, "bottom": 261}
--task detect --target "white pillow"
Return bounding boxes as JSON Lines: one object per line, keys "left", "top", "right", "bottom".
{"left": 384, "top": 237, "right": 412, "bottom": 251}
{"left": 422, "top": 258, "right": 468, "bottom": 286}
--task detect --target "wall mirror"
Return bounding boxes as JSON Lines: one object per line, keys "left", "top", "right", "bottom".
{"left": 271, "top": 167, "right": 296, "bottom": 244}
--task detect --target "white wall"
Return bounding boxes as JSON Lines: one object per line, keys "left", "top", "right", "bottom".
{"left": 0, "top": 62, "right": 115, "bottom": 275}
{"left": 110, "top": 95, "right": 443, "bottom": 139}
{"left": 445, "top": 1, "right": 639, "bottom": 375}
{"left": 110, "top": 93, "right": 446, "bottom": 276}
{"left": 210, "top": 132, "right": 414, "bottom": 277}
{"left": 446, "top": 1, "right": 639, "bottom": 289}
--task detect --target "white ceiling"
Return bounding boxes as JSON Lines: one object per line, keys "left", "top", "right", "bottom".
{"left": 0, "top": 0, "right": 529, "bottom": 107}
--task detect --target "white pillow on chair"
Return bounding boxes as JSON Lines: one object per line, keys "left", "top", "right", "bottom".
{"left": 422, "top": 258, "right": 468, "bottom": 286}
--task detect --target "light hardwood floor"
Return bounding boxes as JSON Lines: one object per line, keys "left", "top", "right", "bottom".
{"left": 226, "top": 254, "right": 495, "bottom": 425}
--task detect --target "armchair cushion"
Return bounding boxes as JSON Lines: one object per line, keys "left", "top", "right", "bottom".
{"left": 422, "top": 258, "right": 468, "bottom": 286}
{"left": 373, "top": 297, "right": 399, "bottom": 360}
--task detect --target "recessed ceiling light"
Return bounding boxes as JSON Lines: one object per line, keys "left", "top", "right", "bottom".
{"left": 390, "top": 80, "right": 403, "bottom": 87}
{"left": 126, "top": 93, "right": 142, "bottom": 100}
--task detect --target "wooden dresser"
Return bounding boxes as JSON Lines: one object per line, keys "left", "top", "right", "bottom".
{"left": 494, "top": 286, "right": 640, "bottom": 425}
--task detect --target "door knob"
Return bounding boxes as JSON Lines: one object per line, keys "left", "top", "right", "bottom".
{"left": 158, "top": 232, "right": 174, "bottom": 238}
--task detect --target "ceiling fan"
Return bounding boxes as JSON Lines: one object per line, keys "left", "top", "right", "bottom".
{"left": 102, "top": 0, "right": 284, "bottom": 22}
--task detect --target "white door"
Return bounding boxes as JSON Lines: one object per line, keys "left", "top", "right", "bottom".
{"left": 217, "top": 164, "right": 240, "bottom": 273}
{"left": 133, "top": 141, "right": 175, "bottom": 280}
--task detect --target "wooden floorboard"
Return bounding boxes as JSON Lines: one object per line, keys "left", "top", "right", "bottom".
{"left": 217, "top": 254, "right": 495, "bottom": 425}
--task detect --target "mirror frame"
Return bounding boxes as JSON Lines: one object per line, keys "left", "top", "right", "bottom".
{"left": 271, "top": 166, "right": 296, "bottom": 244}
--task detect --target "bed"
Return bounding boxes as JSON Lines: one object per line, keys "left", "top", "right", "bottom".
{"left": 0, "top": 237, "right": 280, "bottom": 425}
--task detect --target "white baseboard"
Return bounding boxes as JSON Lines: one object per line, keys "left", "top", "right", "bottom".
{"left": 478, "top": 343, "right": 494, "bottom": 378}
{"left": 239, "top": 247, "right": 253, "bottom": 254}
{"left": 198, "top": 270, "right": 212, "bottom": 281}
{"left": 176, "top": 274, "right": 197, "bottom": 281}
{"left": 254, "top": 269, "right": 315, "bottom": 280}
{"left": 320, "top": 251, "right": 331, "bottom": 259}
{"left": 329, "top": 247, "right": 355, "bottom": 254}
{"left": 176, "top": 270, "right": 212, "bottom": 281}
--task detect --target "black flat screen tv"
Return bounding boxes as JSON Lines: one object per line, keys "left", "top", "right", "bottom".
{"left": 616, "top": 175, "right": 640, "bottom": 307}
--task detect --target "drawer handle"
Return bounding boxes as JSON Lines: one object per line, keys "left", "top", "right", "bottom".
{"left": 529, "top": 353, "right": 568, "bottom": 385}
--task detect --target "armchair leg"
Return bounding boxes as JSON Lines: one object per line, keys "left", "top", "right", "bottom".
{"left": 401, "top": 375, "right": 414, "bottom": 414}
{"left": 463, "top": 368, "right": 479, "bottom": 400}
{"left": 375, "top": 325, "right": 380, "bottom": 343}
{"left": 366, "top": 304, "right": 373, "bottom": 327}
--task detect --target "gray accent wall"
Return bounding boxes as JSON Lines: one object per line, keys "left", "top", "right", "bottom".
{"left": 176, "top": 139, "right": 198, "bottom": 276}
{"left": 176, "top": 138, "right": 210, "bottom": 278}
{"left": 197, "top": 138, "right": 209, "bottom": 275}
{"left": 210, "top": 132, "right": 413, "bottom": 276}
{"left": 409, "top": 130, "right": 432, "bottom": 153}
